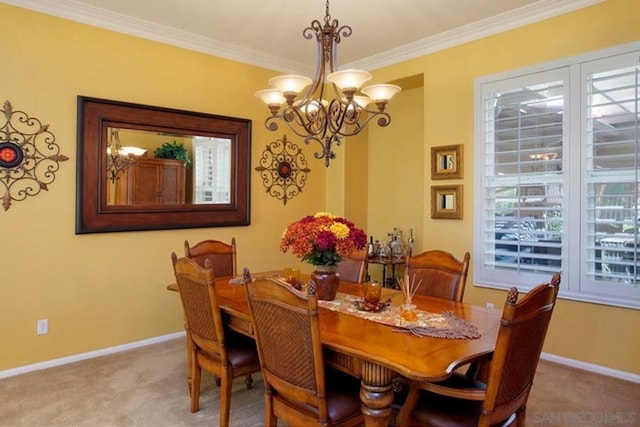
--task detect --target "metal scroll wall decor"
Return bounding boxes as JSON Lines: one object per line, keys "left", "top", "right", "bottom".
{"left": 255, "top": 135, "right": 311, "bottom": 205}
{"left": 0, "top": 100, "right": 68, "bottom": 211}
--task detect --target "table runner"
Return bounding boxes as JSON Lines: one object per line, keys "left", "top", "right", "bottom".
{"left": 318, "top": 293, "right": 480, "bottom": 340}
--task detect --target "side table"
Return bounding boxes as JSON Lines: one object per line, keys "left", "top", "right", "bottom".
{"left": 366, "top": 256, "right": 406, "bottom": 288}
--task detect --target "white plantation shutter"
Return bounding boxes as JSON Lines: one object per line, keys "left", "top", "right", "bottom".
{"left": 475, "top": 43, "right": 640, "bottom": 308}
{"left": 582, "top": 53, "right": 639, "bottom": 298}
{"left": 477, "top": 70, "right": 566, "bottom": 287}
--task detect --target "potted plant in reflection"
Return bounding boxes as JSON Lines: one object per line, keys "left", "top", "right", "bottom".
{"left": 154, "top": 140, "right": 191, "bottom": 167}
{"left": 280, "top": 212, "right": 367, "bottom": 300}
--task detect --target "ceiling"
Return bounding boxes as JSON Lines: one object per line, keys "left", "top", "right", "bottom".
{"left": 3, "top": 0, "right": 600, "bottom": 74}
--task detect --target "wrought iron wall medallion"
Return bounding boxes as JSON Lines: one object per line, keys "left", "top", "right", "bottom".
{"left": 255, "top": 135, "right": 311, "bottom": 205}
{"left": 0, "top": 100, "right": 69, "bottom": 211}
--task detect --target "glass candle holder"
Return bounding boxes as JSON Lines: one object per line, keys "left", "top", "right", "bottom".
{"left": 363, "top": 281, "right": 382, "bottom": 305}
{"left": 400, "top": 303, "right": 418, "bottom": 321}
{"left": 283, "top": 268, "right": 300, "bottom": 286}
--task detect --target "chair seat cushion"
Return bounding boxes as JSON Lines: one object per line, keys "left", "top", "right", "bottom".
{"left": 225, "top": 331, "right": 259, "bottom": 368}
{"left": 394, "top": 373, "right": 488, "bottom": 427}
{"left": 411, "top": 389, "right": 483, "bottom": 427}
{"left": 325, "top": 368, "right": 363, "bottom": 423}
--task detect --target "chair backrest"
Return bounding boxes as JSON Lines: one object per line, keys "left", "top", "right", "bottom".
{"left": 405, "top": 249, "right": 470, "bottom": 301}
{"left": 480, "top": 273, "right": 561, "bottom": 426}
{"left": 184, "top": 238, "right": 237, "bottom": 277}
{"left": 245, "top": 277, "right": 329, "bottom": 423}
{"left": 337, "top": 249, "right": 367, "bottom": 283}
{"left": 171, "top": 253, "right": 227, "bottom": 359}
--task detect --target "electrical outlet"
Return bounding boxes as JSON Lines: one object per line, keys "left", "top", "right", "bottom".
{"left": 37, "top": 319, "right": 48, "bottom": 335}
{"left": 486, "top": 302, "right": 494, "bottom": 309}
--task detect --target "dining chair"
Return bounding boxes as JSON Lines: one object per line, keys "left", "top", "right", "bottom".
{"left": 397, "top": 273, "right": 561, "bottom": 427}
{"left": 171, "top": 253, "right": 260, "bottom": 427}
{"left": 183, "top": 238, "right": 257, "bottom": 388}
{"left": 245, "top": 277, "right": 364, "bottom": 427}
{"left": 337, "top": 248, "right": 367, "bottom": 283}
{"left": 184, "top": 238, "right": 237, "bottom": 277}
{"left": 405, "top": 249, "right": 470, "bottom": 302}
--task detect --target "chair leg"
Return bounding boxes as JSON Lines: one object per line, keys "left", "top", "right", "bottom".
{"left": 245, "top": 373, "right": 254, "bottom": 389}
{"left": 185, "top": 327, "right": 194, "bottom": 395}
{"left": 515, "top": 406, "right": 527, "bottom": 426}
{"left": 219, "top": 373, "right": 232, "bottom": 427}
{"left": 190, "top": 363, "right": 201, "bottom": 413}
{"left": 264, "top": 389, "right": 276, "bottom": 427}
{"left": 397, "top": 385, "right": 420, "bottom": 427}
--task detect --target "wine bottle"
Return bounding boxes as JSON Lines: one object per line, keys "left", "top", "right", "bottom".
{"left": 367, "top": 236, "right": 375, "bottom": 257}
{"left": 408, "top": 228, "right": 414, "bottom": 251}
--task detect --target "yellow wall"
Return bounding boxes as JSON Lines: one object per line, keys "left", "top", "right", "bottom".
{"left": 367, "top": 86, "right": 425, "bottom": 250}
{"left": 0, "top": 3, "right": 327, "bottom": 370}
{"left": 368, "top": 0, "right": 640, "bottom": 374}
{"left": 1, "top": 0, "right": 639, "bottom": 376}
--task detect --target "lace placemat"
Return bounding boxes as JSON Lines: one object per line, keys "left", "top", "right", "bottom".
{"left": 318, "top": 293, "right": 480, "bottom": 340}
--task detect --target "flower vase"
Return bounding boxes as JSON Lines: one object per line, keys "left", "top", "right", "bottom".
{"left": 310, "top": 265, "right": 340, "bottom": 301}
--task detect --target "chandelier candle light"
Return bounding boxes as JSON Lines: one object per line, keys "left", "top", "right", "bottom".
{"left": 255, "top": 0, "right": 401, "bottom": 167}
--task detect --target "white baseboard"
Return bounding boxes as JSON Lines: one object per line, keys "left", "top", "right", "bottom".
{"left": 2, "top": 332, "right": 638, "bottom": 384}
{"left": 540, "top": 352, "right": 640, "bottom": 383}
{"left": 0, "top": 331, "right": 186, "bottom": 379}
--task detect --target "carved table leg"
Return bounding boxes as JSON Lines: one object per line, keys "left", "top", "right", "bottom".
{"left": 360, "top": 360, "right": 395, "bottom": 427}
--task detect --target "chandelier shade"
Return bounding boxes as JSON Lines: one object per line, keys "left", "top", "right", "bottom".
{"left": 362, "top": 84, "right": 403, "bottom": 104}
{"left": 269, "top": 75, "right": 313, "bottom": 95}
{"left": 326, "top": 69, "right": 372, "bottom": 91}
{"left": 255, "top": 89, "right": 286, "bottom": 108}
{"left": 255, "top": 0, "right": 401, "bottom": 167}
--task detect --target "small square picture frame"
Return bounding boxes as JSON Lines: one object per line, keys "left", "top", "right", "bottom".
{"left": 431, "top": 144, "right": 463, "bottom": 180}
{"left": 431, "top": 185, "right": 463, "bottom": 219}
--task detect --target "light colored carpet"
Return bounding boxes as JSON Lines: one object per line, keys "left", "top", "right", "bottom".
{"left": 0, "top": 338, "right": 638, "bottom": 426}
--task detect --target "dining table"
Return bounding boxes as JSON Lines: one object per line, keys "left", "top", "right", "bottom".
{"left": 167, "top": 272, "right": 501, "bottom": 427}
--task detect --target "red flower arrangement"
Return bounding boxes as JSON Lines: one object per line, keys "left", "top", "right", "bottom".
{"left": 280, "top": 212, "right": 367, "bottom": 266}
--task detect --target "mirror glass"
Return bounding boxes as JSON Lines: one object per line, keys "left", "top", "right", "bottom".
{"left": 105, "top": 127, "right": 232, "bottom": 206}
{"left": 76, "top": 96, "right": 251, "bottom": 233}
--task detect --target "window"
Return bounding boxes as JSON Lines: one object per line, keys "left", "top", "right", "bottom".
{"left": 192, "top": 137, "right": 231, "bottom": 204}
{"left": 474, "top": 42, "right": 640, "bottom": 309}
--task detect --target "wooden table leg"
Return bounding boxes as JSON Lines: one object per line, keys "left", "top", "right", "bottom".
{"left": 359, "top": 360, "right": 395, "bottom": 427}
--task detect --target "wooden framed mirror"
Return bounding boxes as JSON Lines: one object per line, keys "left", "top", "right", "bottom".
{"left": 76, "top": 96, "right": 251, "bottom": 233}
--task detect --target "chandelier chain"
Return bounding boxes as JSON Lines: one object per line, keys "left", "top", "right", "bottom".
{"left": 324, "top": 0, "right": 331, "bottom": 24}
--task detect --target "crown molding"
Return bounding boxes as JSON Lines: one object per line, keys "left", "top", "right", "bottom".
{"left": 2, "top": 0, "right": 603, "bottom": 74}
{"left": 346, "top": 0, "right": 605, "bottom": 70}
{"left": 0, "top": 0, "right": 312, "bottom": 74}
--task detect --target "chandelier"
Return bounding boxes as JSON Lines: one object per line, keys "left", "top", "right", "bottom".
{"left": 255, "top": 0, "right": 401, "bottom": 167}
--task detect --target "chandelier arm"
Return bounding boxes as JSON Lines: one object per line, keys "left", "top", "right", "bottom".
{"left": 325, "top": 99, "right": 348, "bottom": 137}
{"left": 266, "top": 112, "right": 328, "bottom": 141}
{"left": 285, "top": 105, "right": 329, "bottom": 138}
{"left": 304, "top": 135, "right": 338, "bottom": 168}
{"left": 334, "top": 111, "right": 392, "bottom": 138}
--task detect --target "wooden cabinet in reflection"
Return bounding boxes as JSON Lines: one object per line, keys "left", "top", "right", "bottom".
{"left": 114, "top": 157, "right": 186, "bottom": 205}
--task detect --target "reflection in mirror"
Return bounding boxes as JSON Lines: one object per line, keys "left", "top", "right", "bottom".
{"left": 192, "top": 136, "right": 231, "bottom": 204}
{"left": 76, "top": 96, "right": 251, "bottom": 234}
{"left": 105, "top": 128, "right": 232, "bottom": 206}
